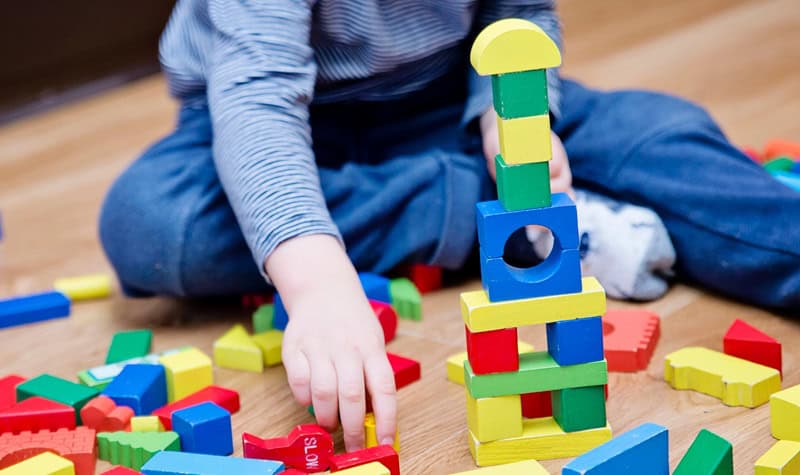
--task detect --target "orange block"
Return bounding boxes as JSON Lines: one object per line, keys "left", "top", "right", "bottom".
{"left": 603, "top": 309, "right": 660, "bottom": 372}
{"left": 0, "top": 427, "right": 96, "bottom": 475}
{"left": 765, "top": 138, "right": 800, "bottom": 160}
{"left": 80, "top": 396, "right": 133, "bottom": 432}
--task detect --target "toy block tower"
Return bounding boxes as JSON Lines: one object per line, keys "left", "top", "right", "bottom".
{"left": 462, "top": 19, "right": 612, "bottom": 467}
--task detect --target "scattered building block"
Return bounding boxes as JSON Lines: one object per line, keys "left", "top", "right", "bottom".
{"left": 0, "top": 291, "right": 70, "bottom": 329}
{"left": 159, "top": 347, "right": 213, "bottom": 402}
{"left": 466, "top": 393, "right": 522, "bottom": 442}
{"left": 131, "top": 416, "right": 163, "bottom": 432}
{"left": 547, "top": 316, "right": 604, "bottom": 366}
{"left": 141, "top": 451, "right": 284, "bottom": 475}
{"left": 664, "top": 347, "right": 781, "bottom": 408}
{"left": 0, "top": 396, "right": 75, "bottom": 434}
{"left": 492, "top": 69, "right": 548, "bottom": 119}
{"left": 173, "top": 402, "right": 232, "bottom": 456}
{"left": 329, "top": 445, "right": 399, "bottom": 475}
{"left": 152, "top": 385, "right": 239, "bottom": 430}
{"left": 386, "top": 353, "right": 421, "bottom": 389}
{"left": 470, "top": 18, "right": 562, "bottom": 75}
{"left": 80, "top": 396, "right": 133, "bottom": 432}
{"left": 494, "top": 156, "right": 551, "bottom": 211}
{"left": 755, "top": 440, "right": 800, "bottom": 475}
{"left": 602, "top": 309, "right": 660, "bottom": 372}
{"left": 213, "top": 324, "right": 263, "bottom": 373}
{"left": 406, "top": 264, "right": 442, "bottom": 294}
{"left": 552, "top": 385, "right": 606, "bottom": 433}
{"left": 53, "top": 274, "right": 112, "bottom": 301}
{"left": 451, "top": 459, "right": 549, "bottom": 474}
{"left": 521, "top": 391, "right": 552, "bottom": 419}
{"left": 77, "top": 347, "right": 188, "bottom": 390}
{"left": 335, "top": 462, "right": 391, "bottom": 474}
{"left": 0, "top": 376, "right": 25, "bottom": 411}
{"left": 496, "top": 114, "right": 552, "bottom": 165}
{"left": 97, "top": 431, "right": 181, "bottom": 471}
{"left": 364, "top": 413, "right": 399, "bottom": 451}
{"left": 252, "top": 330, "right": 283, "bottom": 367}
{"left": 252, "top": 304, "right": 274, "bottom": 333}
{"left": 0, "top": 451, "right": 75, "bottom": 475}
{"left": 723, "top": 319, "right": 782, "bottom": 375}
{"left": 359, "top": 273, "right": 392, "bottom": 303}
{"left": 100, "top": 467, "right": 142, "bottom": 475}
{"left": 466, "top": 326, "right": 519, "bottom": 375}
{"left": 388, "top": 278, "right": 422, "bottom": 321}
{"left": 447, "top": 342, "right": 535, "bottom": 386}
{"left": 370, "top": 300, "right": 398, "bottom": 343}
{"left": 741, "top": 146, "right": 762, "bottom": 163}
{"left": 16, "top": 374, "right": 99, "bottom": 424}
{"left": 763, "top": 157, "right": 796, "bottom": 173}
{"left": 772, "top": 170, "right": 800, "bottom": 192}
{"left": 765, "top": 138, "right": 800, "bottom": 160}
{"left": 0, "top": 427, "right": 96, "bottom": 475}
{"left": 673, "top": 429, "right": 732, "bottom": 475}
{"left": 241, "top": 294, "right": 272, "bottom": 309}
{"left": 105, "top": 330, "right": 153, "bottom": 364}
{"left": 562, "top": 422, "right": 668, "bottom": 475}
{"left": 272, "top": 294, "right": 289, "bottom": 331}
{"left": 103, "top": 364, "right": 167, "bottom": 415}
{"left": 243, "top": 424, "right": 333, "bottom": 472}
{"left": 480, "top": 245, "right": 581, "bottom": 302}
{"left": 771, "top": 384, "right": 800, "bottom": 441}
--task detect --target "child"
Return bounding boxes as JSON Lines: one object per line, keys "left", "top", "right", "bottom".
{"left": 99, "top": 0, "right": 800, "bottom": 453}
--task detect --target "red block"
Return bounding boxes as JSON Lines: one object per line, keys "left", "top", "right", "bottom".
{"left": 465, "top": 325, "right": 519, "bottom": 375}
{"left": 101, "top": 467, "right": 142, "bottom": 474}
{"left": 521, "top": 391, "right": 552, "bottom": 419}
{"left": 0, "top": 427, "right": 96, "bottom": 475}
{"left": 281, "top": 470, "right": 309, "bottom": 475}
{"left": 80, "top": 396, "right": 133, "bottom": 432}
{"left": 329, "top": 445, "right": 399, "bottom": 475}
{"left": 765, "top": 138, "right": 800, "bottom": 160}
{"left": 0, "top": 376, "right": 26, "bottom": 411}
{"left": 370, "top": 300, "right": 398, "bottom": 344}
{"left": 0, "top": 396, "right": 75, "bottom": 434}
{"left": 741, "top": 146, "right": 763, "bottom": 163}
{"left": 723, "top": 319, "right": 782, "bottom": 375}
{"left": 241, "top": 294, "right": 273, "bottom": 309}
{"left": 407, "top": 264, "right": 442, "bottom": 294}
{"left": 151, "top": 385, "right": 240, "bottom": 430}
{"left": 602, "top": 309, "right": 660, "bottom": 372}
{"left": 243, "top": 424, "right": 333, "bottom": 472}
{"left": 386, "top": 353, "right": 421, "bottom": 390}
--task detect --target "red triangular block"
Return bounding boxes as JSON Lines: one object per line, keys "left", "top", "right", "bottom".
{"left": 0, "top": 396, "right": 76, "bottom": 434}
{"left": 723, "top": 319, "right": 782, "bottom": 375}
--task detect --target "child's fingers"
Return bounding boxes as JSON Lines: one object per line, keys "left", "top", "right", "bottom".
{"left": 283, "top": 348, "right": 312, "bottom": 406}
{"left": 308, "top": 352, "right": 339, "bottom": 431}
{"left": 364, "top": 352, "right": 397, "bottom": 447}
{"left": 334, "top": 354, "right": 367, "bottom": 452}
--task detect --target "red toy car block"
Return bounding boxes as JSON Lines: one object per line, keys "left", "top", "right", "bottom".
{"left": 723, "top": 319, "right": 782, "bottom": 375}
{"left": 101, "top": 467, "right": 142, "bottom": 474}
{"left": 329, "top": 445, "right": 399, "bottom": 475}
{"left": 0, "top": 426, "right": 96, "bottom": 475}
{"left": 243, "top": 424, "right": 334, "bottom": 472}
{"left": 0, "top": 375, "right": 26, "bottom": 411}
{"left": 370, "top": 300, "right": 398, "bottom": 343}
{"left": 386, "top": 353, "right": 421, "bottom": 390}
{"left": 521, "top": 391, "right": 552, "bottom": 419}
{"left": 151, "top": 385, "right": 240, "bottom": 430}
{"left": 602, "top": 309, "right": 660, "bottom": 372}
{"left": 765, "top": 138, "right": 800, "bottom": 160}
{"left": 465, "top": 325, "right": 519, "bottom": 375}
{"left": 80, "top": 396, "right": 133, "bottom": 432}
{"left": 407, "top": 264, "right": 442, "bottom": 294}
{"left": 0, "top": 396, "right": 75, "bottom": 434}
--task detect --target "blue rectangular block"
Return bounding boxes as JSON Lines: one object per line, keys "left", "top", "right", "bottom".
{"left": 358, "top": 272, "right": 392, "bottom": 303}
{"left": 172, "top": 401, "right": 233, "bottom": 456}
{"left": 562, "top": 422, "right": 669, "bottom": 475}
{"left": 102, "top": 363, "right": 166, "bottom": 415}
{"left": 792, "top": 160, "right": 800, "bottom": 174}
{"left": 771, "top": 169, "right": 800, "bottom": 191}
{"left": 141, "top": 451, "right": 284, "bottom": 475}
{"left": 0, "top": 291, "right": 70, "bottom": 329}
{"left": 479, "top": 247, "right": 582, "bottom": 302}
{"left": 547, "top": 316, "right": 605, "bottom": 366}
{"left": 272, "top": 293, "right": 289, "bottom": 331}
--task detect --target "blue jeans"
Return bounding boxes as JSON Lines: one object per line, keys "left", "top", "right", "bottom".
{"left": 99, "top": 78, "right": 800, "bottom": 311}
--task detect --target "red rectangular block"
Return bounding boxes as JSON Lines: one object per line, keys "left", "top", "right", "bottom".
{"left": 521, "top": 391, "right": 552, "bottom": 419}
{"left": 386, "top": 353, "right": 421, "bottom": 390}
{"left": 243, "top": 424, "right": 333, "bottom": 472}
{"left": 0, "top": 376, "right": 26, "bottom": 411}
{"left": 407, "top": 264, "right": 442, "bottom": 294}
{"left": 151, "top": 385, "right": 240, "bottom": 430}
{"left": 329, "top": 445, "right": 399, "bottom": 475}
{"left": 0, "top": 396, "right": 76, "bottom": 434}
{"left": 603, "top": 309, "right": 660, "bottom": 372}
{"left": 723, "top": 319, "right": 782, "bottom": 375}
{"left": 465, "top": 325, "right": 519, "bottom": 375}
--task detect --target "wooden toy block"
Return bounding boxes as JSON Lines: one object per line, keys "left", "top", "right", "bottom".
{"left": 447, "top": 342, "right": 535, "bottom": 385}
{"left": 141, "top": 451, "right": 284, "bottom": 475}
{"left": 272, "top": 293, "right": 289, "bottom": 330}
{"left": 53, "top": 273, "right": 112, "bottom": 301}
{"left": 106, "top": 330, "right": 153, "bottom": 364}
{"left": 251, "top": 330, "right": 283, "bottom": 367}
{"left": 388, "top": 277, "right": 422, "bottom": 321}
{"left": 78, "top": 347, "right": 189, "bottom": 390}
{"left": 496, "top": 114, "right": 552, "bottom": 165}
{"left": 664, "top": 347, "right": 781, "bottom": 408}
{"left": 468, "top": 416, "right": 612, "bottom": 466}
{"left": 562, "top": 422, "right": 668, "bottom": 475}
{"left": 335, "top": 462, "right": 391, "bottom": 474}
{"left": 0, "top": 427, "right": 96, "bottom": 475}
{"left": 480, "top": 246, "right": 581, "bottom": 302}
{"left": 602, "top": 309, "right": 660, "bottom": 372}
{"left": 213, "top": 324, "right": 263, "bottom": 373}
{"left": 241, "top": 293, "right": 272, "bottom": 309}
{"left": 0, "top": 396, "right": 75, "bottom": 434}
{"left": 386, "top": 353, "right": 421, "bottom": 389}
{"left": 101, "top": 467, "right": 142, "bottom": 475}
{"left": 755, "top": 440, "right": 800, "bottom": 475}
{"left": 465, "top": 351, "right": 608, "bottom": 399}
{"left": 466, "top": 393, "right": 522, "bottom": 443}
{"left": 151, "top": 385, "right": 240, "bottom": 430}
{"left": 723, "top": 319, "right": 782, "bottom": 375}
{"left": 159, "top": 347, "right": 213, "bottom": 402}
{"left": 770, "top": 384, "right": 800, "bottom": 441}
{"left": 552, "top": 385, "right": 606, "bottom": 433}
{"left": 370, "top": 300, "right": 398, "bottom": 343}
{"left": 173, "top": 402, "right": 232, "bottom": 456}
{"left": 242, "top": 424, "right": 333, "bottom": 472}
{"left": 763, "top": 157, "right": 795, "bottom": 173}
{"left": 406, "top": 263, "right": 442, "bottom": 294}
{"left": 131, "top": 416, "right": 163, "bottom": 432}
{"left": 765, "top": 138, "right": 800, "bottom": 160}
{"left": 742, "top": 146, "right": 762, "bottom": 162}
{"left": 461, "top": 277, "right": 606, "bottom": 332}
{"left": 451, "top": 460, "right": 549, "bottom": 474}
{"left": 15, "top": 374, "right": 99, "bottom": 424}
{"left": 546, "top": 316, "right": 604, "bottom": 366}
{"left": 772, "top": 170, "right": 800, "bottom": 191}
{"left": 252, "top": 303, "right": 274, "bottom": 333}
{"left": 673, "top": 429, "right": 732, "bottom": 475}
{"left": 470, "top": 18, "right": 561, "bottom": 75}
{"left": 465, "top": 325, "right": 519, "bottom": 375}
{"left": 521, "top": 391, "right": 552, "bottom": 418}
{"left": 81, "top": 396, "right": 134, "bottom": 432}
{"left": 0, "top": 291, "right": 70, "bottom": 329}
{"left": 102, "top": 364, "right": 167, "bottom": 415}
{"left": 0, "top": 376, "right": 25, "bottom": 411}
{"left": 359, "top": 272, "right": 392, "bottom": 303}
{"left": 97, "top": 431, "right": 181, "bottom": 471}
{"left": 494, "top": 156, "right": 551, "bottom": 212}
{"left": 364, "top": 413, "right": 400, "bottom": 451}
{"left": 329, "top": 445, "right": 399, "bottom": 475}
{"left": 0, "top": 451, "right": 75, "bottom": 475}
{"left": 492, "top": 69, "right": 548, "bottom": 119}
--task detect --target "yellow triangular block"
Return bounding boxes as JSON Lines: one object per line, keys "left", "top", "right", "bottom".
{"left": 213, "top": 324, "right": 263, "bottom": 373}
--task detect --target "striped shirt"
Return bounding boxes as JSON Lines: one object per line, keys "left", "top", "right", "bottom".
{"left": 159, "top": 0, "right": 561, "bottom": 274}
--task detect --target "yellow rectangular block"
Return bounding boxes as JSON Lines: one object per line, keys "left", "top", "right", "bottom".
{"left": 0, "top": 452, "right": 75, "bottom": 475}
{"left": 364, "top": 413, "right": 400, "bottom": 451}
{"left": 771, "top": 384, "right": 800, "bottom": 441}
{"left": 159, "top": 347, "right": 213, "bottom": 402}
{"left": 213, "top": 324, "right": 263, "bottom": 372}
{"left": 335, "top": 462, "right": 390, "bottom": 474}
{"left": 461, "top": 277, "right": 606, "bottom": 332}
{"left": 130, "top": 415, "right": 164, "bottom": 432}
{"left": 53, "top": 273, "right": 112, "bottom": 301}
{"left": 447, "top": 341, "right": 535, "bottom": 386}
{"left": 664, "top": 347, "right": 781, "bottom": 408}
{"left": 467, "top": 393, "right": 522, "bottom": 443}
{"left": 755, "top": 440, "right": 800, "bottom": 475}
{"left": 468, "top": 416, "right": 612, "bottom": 466}
{"left": 252, "top": 330, "right": 284, "bottom": 367}
{"left": 450, "top": 460, "right": 550, "bottom": 475}
{"left": 496, "top": 113, "right": 551, "bottom": 164}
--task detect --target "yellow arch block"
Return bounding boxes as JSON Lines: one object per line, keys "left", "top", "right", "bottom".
{"left": 497, "top": 114, "right": 552, "bottom": 164}
{"left": 755, "top": 440, "right": 800, "bottom": 475}
{"left": 471, "top": 19, "right": 561, "bottom": 75}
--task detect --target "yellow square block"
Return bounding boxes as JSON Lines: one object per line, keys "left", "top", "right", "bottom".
{"left": 53, "top": 273, "right": 112, "bottom": 301}
{"left": 213, "top": 324, "right": 263, "bottom": 372}
{"left": 447, "top": 342, "right": 535, "bottom": 386}
{"left": 771, "top": 384, "right": 800, "bottom": 440}
{"left": 130, "top": 415, "right": 163, "bottom": 432}
{"left": 450, "top": 460, "right": 549, "bottom": 475}
{"left": 755, "top": 440, "right": 800, "bottom": 475}
{"left": 0, "top": 452, "right": 75, "bottom": 475}
{"left": 364, "top": 413, "right": 400, "bottom": 452}
{"left": 335, "top": 462, "right": 391, "bottom": 474}
{"left": 496, "top": 114, "right": 551, "bottom": 164}
{"left": 252, "top": 330, "right": 284, "bottom": 367}
{"left": 159, "top": 347, "right": 213, "bottom": 402}
{"left": 467, "top": 393, "right": 523, "bottom": 443}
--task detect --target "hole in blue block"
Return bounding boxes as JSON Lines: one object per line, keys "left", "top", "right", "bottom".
{"left": 501, "top": 226, "right": 560, "bottom": 283}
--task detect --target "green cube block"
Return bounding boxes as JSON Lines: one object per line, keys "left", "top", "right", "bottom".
{"left": 106, "top": 329, "right": 153, "bottom": 364}
{"left": 552, "top": 385, "right": 607, "bottom": 432}
{"left": 673, "top": 429, "right": 733, "bottom": 475}
{"left": 763, "top": 156, "right": 795, "bottom": 173}
{"left": 495, "top": 154, "right": 551, "bottom": 211}
{"left": 16, "top": 373, "right": 99, "bottom": 423}
{"left": 389, "top": 278, "right": 422, "bottom": 321}
{"left": 492, "top": 69, "right": 549, "bottom": 119}
{"left": 252, "top": 304, "right": 275, "bottom": 333}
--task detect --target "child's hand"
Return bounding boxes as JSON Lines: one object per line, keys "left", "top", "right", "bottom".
{"left": 265, "top": 234, "right": 397, "bottom": 452}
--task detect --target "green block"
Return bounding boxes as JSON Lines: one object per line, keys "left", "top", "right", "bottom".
{"left": 495, "top": 154, "right": 551, "bottom": 211}
{"left": 763, "top": 156, "right": 795, "bottom": 173}
{"left": 492, "top": 69, "right": 549, "bottom": 119}
{"left": 105, "top": 329, "right": 153, "bottom": 364}
{"left": 389, "top": 278, "right": 422, "bottom": 321}
{"left": 674, "top": 429, "right": 733, "bottom": 475}
{"left": 464, "top": 351, "right": 608, "bottom": 399}
{"left": 253, "top": 304, "right": 275, "bottom": 333}
{"left": 552, "top": 385, "right": 607, "bottom": 432}
{"left": 98, "top": 431, "right": 181, "bottom": 470}
{"left": 16, "top": 374, "right": 99, "bottom": 423}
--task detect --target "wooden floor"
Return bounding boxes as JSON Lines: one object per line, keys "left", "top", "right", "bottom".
{"left": 1, "top": 0, "right": 798, "bottom": 473}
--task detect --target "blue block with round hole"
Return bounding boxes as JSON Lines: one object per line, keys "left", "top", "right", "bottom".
{"left": 480, "top": 246, "right": 582, "bottom": 301}
{"left": 546, "top": 316, "right": 605, "bottom": 366}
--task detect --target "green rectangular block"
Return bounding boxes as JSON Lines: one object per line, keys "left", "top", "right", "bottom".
{"left": 389, "top": 277, "right": 422, "bottom": 321}
{"left": 252, "top": 304, "right": 275, "bottom": 333}
{"left": 674, "top": 429, "right": 733, "bottom": 475}
{"left": 552, "top": 385, "right": 607, "bottom": 432}
{"left": 16, "top": 373, "right": 99, "bottom": 423}
{"left": 492, "top": 69, "right": 549, "bottom": 119}
{"left": 495, "top": 154, "right": 551, "bottom": 211}
{"left": 464, "top": 351, "right": 608, "bottom": 399}
{"left": 106, "top": 329, "right": 153, "bottom": 364}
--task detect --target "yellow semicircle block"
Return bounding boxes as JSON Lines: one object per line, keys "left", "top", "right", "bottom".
{"left": 470, "top": 18, "right": 562, "bottom": 75}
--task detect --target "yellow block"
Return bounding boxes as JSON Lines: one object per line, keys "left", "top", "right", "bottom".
{"left": 755, "top": 440, "right": 800, "bottom": 475}
{"left": 53, "top": 273, "right": 112, "bottom": 301}
{"left": 497, "top": 114, "right": 551, "bottom": 165}
{"left": 771, "top": 384, "right": 800, "bottom": 441}
{"left": 364, "top": 413, "right": 400, "bottom": 452}
{"left": 130, "top": 415, "right": 163, "bottom": 432}
{"left": 213, "top": 324, "right": 263, "bottom": 372}
{"left": 467, "top": 393, "right": 522, "bottom": 443}
{"left": 470, "top": 18, "right": 561, "bottom": 75}
{"left": 664, "top": 347, "right": 781, "bottom": 408}
{"left": 252, "top": 330, "right": 284, "bottom": 367}
{"left": 159, "top": 347, "right": 213, "bottom": 402}
{"left": 468, "top": 416, "right": 612, "bottom": 466}
{"left": 461, "top": 277, "right": 606, "bottom": 332}
{"left": 450, "top": 460, "right": 550, "bottom": 475}
{"left": 335, "top": 462, "right": 391, "bottom": 474}
{"left": 0, "top": 452, "right": 75, "bottom": 475}
{"left": 447, "top": 342, "right": 535, "bottom": 385}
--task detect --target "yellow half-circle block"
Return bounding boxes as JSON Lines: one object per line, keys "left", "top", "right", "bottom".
{"left": 471, "top": 18, "right": 562, "bottom": 75}
{"left": 497, "top": 114, "right": 552, "bottom": 164}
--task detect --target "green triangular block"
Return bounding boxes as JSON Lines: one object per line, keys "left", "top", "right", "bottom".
{"left": 97, "top": 431, "right": 181, "bottom": 470}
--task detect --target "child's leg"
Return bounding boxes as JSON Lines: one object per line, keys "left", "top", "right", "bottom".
{"left": 553, "top": 79, "right": 800, "bottom": 310}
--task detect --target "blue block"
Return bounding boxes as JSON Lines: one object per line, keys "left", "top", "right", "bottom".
{"left": 771, "top": 170, "right": 800, "bottom": 191}
{"left": 547, "top": 316, "right": 605, "bottom": 366}
{"left": 358, "top": 272, "right": 391, "bottom": 303}
{"left": 479, "top": 247, "right": 582, "bottom": 302}
{"left": 141, "top": 451, "right": 284, "bottom": 475}
{"left": 562, "top": 422, "right": 669, "bottom": 475}
{"left": 0, "top": 291, "right": 70, "bottom": 329}
{"left": 793, "top": 161, "right": 800, "bottom": 174}
{"left": 272, "top": 293, "right": 288, "bottom": 331}
{"left": 172, "top": 402, "right": 233, "bottom": 455}
{"left": 102, "top": 363, "right": 166, "bottom": 415}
